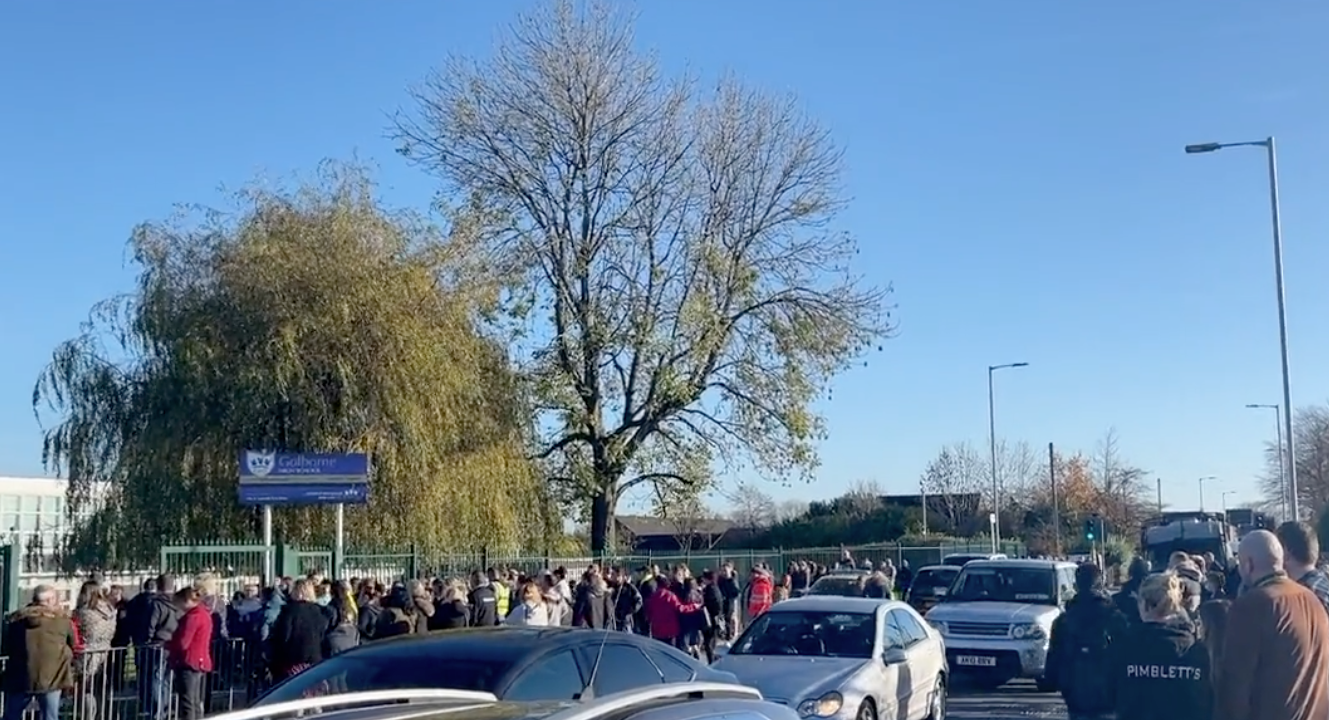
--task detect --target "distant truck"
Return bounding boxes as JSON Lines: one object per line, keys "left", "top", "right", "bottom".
{"left": 1139, "top": 511, "right": 1235, "bottom": 570}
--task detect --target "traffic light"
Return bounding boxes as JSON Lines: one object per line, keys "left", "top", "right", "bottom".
{"left": 1084, "top": 518, "right": 1096, "bottom": 541}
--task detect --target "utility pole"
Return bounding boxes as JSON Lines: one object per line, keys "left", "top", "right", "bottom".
{"left": 1049, "top": 442, "right": 1061, "bottom": 557}
{"left": 1156, "top": 478, "right": 1163, "bottom": 514}
{"left": 920, "top": 481, "right": 928, "bottom": 536}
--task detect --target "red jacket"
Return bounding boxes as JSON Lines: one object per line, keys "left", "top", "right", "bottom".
{"left": 645, "top": 588, "right": 699, "bottom": 640}
{"left": 167, "top": 605, "right": 214, "bottom": 672}
{"left": 748, "top": 574, "right": 774, "bottom": 619}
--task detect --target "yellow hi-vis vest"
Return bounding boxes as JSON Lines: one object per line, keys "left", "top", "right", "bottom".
{"left": 494, "top": 580, "right": 510, "bottom": 618}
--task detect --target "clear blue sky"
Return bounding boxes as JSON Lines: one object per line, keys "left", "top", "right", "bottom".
{"left": 2, "top": 1, "right": 1326, "bottom": 513}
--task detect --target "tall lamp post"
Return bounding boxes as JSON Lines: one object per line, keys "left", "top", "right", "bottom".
{"left": 1186, "top": 137, "right": 1298, "bottom": 520}
{"left": 988, "top": 362, "right": 1029, "bottom": 553}
{"left": 1222, "top": 490, "right": 1236, "bottom": 518}
{"left": 1246, "top": 403, "right": 1287, "bottom": 521}
{"left": 1197, "top": 475, "right": 1216, "bottom": 512}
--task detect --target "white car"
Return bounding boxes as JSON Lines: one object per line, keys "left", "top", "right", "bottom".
{"left": 923, "top": 558, "right": 1077, "bottom": 690}
{"left": 713, "top": 595, "right": 947, "bottom": 720}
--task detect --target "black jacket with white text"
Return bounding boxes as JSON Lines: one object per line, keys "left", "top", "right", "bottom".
{"left": 1111, "top": 617, "right": 1212, "bottom": 720}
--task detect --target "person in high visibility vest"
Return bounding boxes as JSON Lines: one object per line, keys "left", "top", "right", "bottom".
{"left": 488, "top": 567, "right": 509, "bottom": 619}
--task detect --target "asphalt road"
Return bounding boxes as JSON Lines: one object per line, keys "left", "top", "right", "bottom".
{"left": 947, "top": 680, "right": 1067, "bottom": 719}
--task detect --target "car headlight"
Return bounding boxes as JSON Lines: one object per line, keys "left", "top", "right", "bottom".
{"left": 927, "top": 619, "right": 947, "bottom": 635}
{"left": 1011, "top": 623, "right": 1047, "bottom": 640}
{"left": 797, "top": 691, "right": 844, "bottom": 718}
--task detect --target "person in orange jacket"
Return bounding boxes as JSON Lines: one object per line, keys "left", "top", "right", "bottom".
{"left": 747, "top": 566, "right": 774, "bottom": 620}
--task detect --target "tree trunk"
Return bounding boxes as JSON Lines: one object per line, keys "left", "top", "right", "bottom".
{"left": 589, "top": 484, "right": 618, "bottom": 556}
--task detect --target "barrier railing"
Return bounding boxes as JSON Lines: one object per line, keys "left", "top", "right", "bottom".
{"left": 0, "top": 638, "right": 256, "bottom": 720}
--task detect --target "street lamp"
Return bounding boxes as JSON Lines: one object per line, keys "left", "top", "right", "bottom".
{"left": 1222, "top": 490, "right": 1236, "bottom": 517}
{"left": 988, "top": 361, "right": 1029, "bottom": 553}
{"left": 1246, "top": 403, "right": 1288, "bottom": 521}
{"left": 1186, "top": 137, "right": 1298, "bottom": 520}
{"left": 1197, "top": 476, "right": 1216, "bottom": 512}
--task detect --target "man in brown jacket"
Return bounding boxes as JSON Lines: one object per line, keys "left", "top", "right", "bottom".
{"left": 1, "top": 585, "right": 75, "bottom": 720}
{"left": 1218, "top": 530, "right": 1329, "bottom": 720}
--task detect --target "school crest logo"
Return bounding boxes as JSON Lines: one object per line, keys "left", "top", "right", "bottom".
{"left": 245, "top": 451, "right": 276, "bottom": 477}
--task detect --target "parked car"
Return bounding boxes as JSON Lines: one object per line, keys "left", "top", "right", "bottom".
{"left": 713, "top": 595, "right": 947, "bottom": 720}
{"left": 254, "top": 627, "right": 739, "bottom": 705}
{"left": 904, "top": 565, "right": 960, "bottom": 615}
{"left": 923, "top": 558, "right": 1076, "bottom": 690}
{"left": 939, "top": 553, "right": 1007, "bottom": 567}
{"left": 223, "top": 683, "right": 796, "bottom": 720}
{"left": 802, "top": 571, "right": 871, "bottom": 598}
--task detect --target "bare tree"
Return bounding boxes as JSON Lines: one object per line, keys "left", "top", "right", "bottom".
{"left": 774, "top": 499, "right": 810, "bottom": 523}
{"left": 723, "top": 482, "right": 778, "bottom": 529}
{"left": 1261, "top": 405, "right": 1329, "bottom": 518}
{"left": 394, "top": 0, "right": 890, "bottom": 551}
{"left": 919, "top": 442, "right": 986, "bottom": 532}
{"left": 1092, "top": 428, "right": 1151, "bottom": 531}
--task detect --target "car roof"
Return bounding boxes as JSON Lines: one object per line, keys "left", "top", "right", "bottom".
{"left": 766, "top": 595, "right": 904, "bottom": 613}
{"left": 961, "top": 559, "right": 1075, "bottom": 570}
{"left": 913, "top": 565, "right": 960, "bottom": 573}
{"left": 338, "top": 626, "right": 604, "bottom": 663}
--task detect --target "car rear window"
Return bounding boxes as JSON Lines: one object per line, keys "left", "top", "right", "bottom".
{"left": 258, "top": 654, "right": 514, "bottom": 704}
{"left": 808, "top": 576, "right": 865, "bottom": 596}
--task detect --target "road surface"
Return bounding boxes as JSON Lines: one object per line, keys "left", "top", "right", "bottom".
{"left": 948, "top": 680, "right": 1066, "bottom": 719}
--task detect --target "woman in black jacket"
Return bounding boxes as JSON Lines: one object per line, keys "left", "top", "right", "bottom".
{"left": 269, "top": 579, "right": 332, "bottom": 679}
{"left": 431, "top": 581, "right": 470, "bottom": 630}
{"left": 1110, "top": 572, "right": 1213, "bottom": 720}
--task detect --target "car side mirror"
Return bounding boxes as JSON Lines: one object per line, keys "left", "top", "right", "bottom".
{"left": 713, "top": 643, "right": 730, "bottom": 660}
{"left": 881, "top": 647, "right": 907, "bottom": 665}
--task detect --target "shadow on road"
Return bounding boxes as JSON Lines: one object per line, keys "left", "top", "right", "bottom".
{"left": 947, "top": 679, "right": 1067, "bottom": 719}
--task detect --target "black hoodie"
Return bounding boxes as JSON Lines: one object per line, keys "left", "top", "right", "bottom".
{"left": 1111, "top": 618, "right": 1212, "bottom": 720}
{"left": 1046, "top": 591, "right": 1130, "bottom": 716}
{"left": 573, "top": 577, "right": 614, "bottom": 630}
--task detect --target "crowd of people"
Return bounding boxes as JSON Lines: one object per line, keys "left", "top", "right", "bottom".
{"left": 1046, "top": 520, "right": 1329, "bottom": 720}
{"left": 0, "top": 555, "right": 861, "bottom": 720}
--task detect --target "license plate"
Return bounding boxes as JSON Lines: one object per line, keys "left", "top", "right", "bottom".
{"left": 955, "top": 655, "right": 997, "bottom": 667}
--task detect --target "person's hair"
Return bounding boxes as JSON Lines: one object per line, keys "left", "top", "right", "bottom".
{"left": 173, "top": 586, "right": 201, "bottom": 605}
{"left": 521, "top": 580, "right": 543, "bottom": 604}
{"left": 194, "top": 572, "right": 218, "bottom": 597}
{"left": 1128, "top": 556, "right": 1150, "bottom": 581}
{"left": 443, "top": 579, "right": 468, "bottom": 603}
{"left": 330, "top": 586, "right": 357, "bottom": 625}
{"left": 31, "top": 584, "right": 56, "bottom": 606}
{"left": 1167, "top": 551, "right": 1191, "bottom": 569}
{"left": 1137, "top": 572, "right": 1183, "bottom": 619}
{"left": 1074, "top": 562, "right": 1102, "bottom": 593}
{"left": 291, "top": 578, "right": 317, "bottom": 602}
{"left": 1276, "top": 521, "right": 1320, "bottom": 566}
{"left": 76, "top": 580, "right": 104, "bottom": 610}
{"left": 1198, "top": 599, "right": 1231, "bottom": 676}
{"left": 156, "top": 574, "right": 176, "bottom": 594}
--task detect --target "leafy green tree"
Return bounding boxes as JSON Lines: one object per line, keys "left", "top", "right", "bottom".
{"left": 393, "top": 0, "right": 891, "bottom": 552}
{"left": 34, "top": 163, "right": 548, "bottom": 569}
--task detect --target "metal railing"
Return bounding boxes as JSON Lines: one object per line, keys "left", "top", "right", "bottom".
{"left": 0, "top": 638, "right": 258, "bottom": 720}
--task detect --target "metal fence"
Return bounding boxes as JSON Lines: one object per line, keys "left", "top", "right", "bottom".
{"left": 147, "top": 539, "right": 1024, "bottom": 588}
{"left": 0, "top": 639, "right": 256, "bottom": 720}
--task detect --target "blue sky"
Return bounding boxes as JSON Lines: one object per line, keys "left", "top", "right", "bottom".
{"left": 2, "top": 1, "right": 1326, "bottom": 514}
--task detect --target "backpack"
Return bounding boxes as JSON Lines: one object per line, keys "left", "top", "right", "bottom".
{"left": 1059, "top": 600, "right": 1117, "bottom": 713}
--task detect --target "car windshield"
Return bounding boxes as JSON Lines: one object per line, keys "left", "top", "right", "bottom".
{"left": 945, "top": 566, "right": 1057, "bottom": 605}
{"left": 908, "top": 569, "right": 958, "bottom": 597}
{"left": 942, "top": 555, "right": 987, "bottom": 566}
{"left": 808, "top": 576, "right": 865, "bottom": 597}
{"left": 730, "top": 610, "right": 875, "bottom": 659}
{"left": 257, "top": 653, "right": 512, "bottom": 704}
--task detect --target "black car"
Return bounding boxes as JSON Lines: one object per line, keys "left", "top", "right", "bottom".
{"left": 801, "top": 571, "right": 870, "bottom": 597}
{"left": 255, "top": 627, "right": 738, "bottom": 705}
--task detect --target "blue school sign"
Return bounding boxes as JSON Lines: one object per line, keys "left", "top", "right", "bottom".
{"left": 238, "top": 451, "right": 370, "bottom": 505}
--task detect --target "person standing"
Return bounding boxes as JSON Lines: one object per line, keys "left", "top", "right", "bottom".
{"left": 1, "top": 586, "right": 74, "bottom": 720}
{"left": 166, "top": 587, "right": 213, "bottom": 720}
{"left": 1275, "top": 522, "right": 1329, "bottom": 612}
{"left": 1217, "top": 530, "right": 1329, "bottom": 720}
{"left": 1045, "top": 563, "right": 1129, "bottom": 719}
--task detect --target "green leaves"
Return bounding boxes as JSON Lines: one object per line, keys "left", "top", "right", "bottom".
{"left": 35, "top": 163, "right": 547, "bottom": 570}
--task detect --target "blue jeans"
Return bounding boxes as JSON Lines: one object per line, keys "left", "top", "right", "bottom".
{"left": 135, "top": 646, "right": 172, "bottom": 720}
{"left": 3, "top": 689, "right": 60, "bottom": 720}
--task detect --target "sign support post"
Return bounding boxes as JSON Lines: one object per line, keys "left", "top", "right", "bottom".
{"left": 262, "top": 506, "right": 273, "bottom": 586}
{"left": 334, "top": 503, "right": 345, "bottom": 579}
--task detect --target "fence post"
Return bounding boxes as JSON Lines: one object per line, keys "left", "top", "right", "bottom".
{"left": 0, "top": 541, "right": 17, "bottom": 614}
{"left": 408, "top": 543, "right": 419, "bottom": 580}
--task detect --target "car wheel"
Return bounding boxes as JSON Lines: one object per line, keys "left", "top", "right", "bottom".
{"left": 855, "top": 698, "right": 877, "bottom": 720}
{"left": 926, "top": 675, "right": 946, "bottom": 720}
